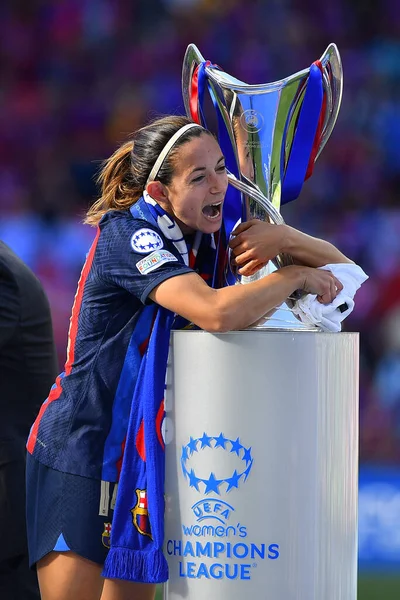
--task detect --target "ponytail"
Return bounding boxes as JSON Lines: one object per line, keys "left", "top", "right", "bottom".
{"left": 84, "top": 140, "right": 142, "bottom": 226}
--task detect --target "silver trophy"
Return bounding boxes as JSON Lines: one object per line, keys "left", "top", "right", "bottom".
{"left": 181, "top": 44, "right": 343, "bottom": 327}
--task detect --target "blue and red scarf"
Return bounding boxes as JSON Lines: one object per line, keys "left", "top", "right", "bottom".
{"left": 102, "top": 194, "right": 233, "bottom": 582}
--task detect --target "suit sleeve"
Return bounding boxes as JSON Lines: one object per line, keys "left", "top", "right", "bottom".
{"left": 0, "top": 271, "right": 19, "bottom": 349}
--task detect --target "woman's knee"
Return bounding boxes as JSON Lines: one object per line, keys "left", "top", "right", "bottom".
{"left": 37, "top": 551, "right": 104, "bottom": 600}
{"left": 101, "top": 579, "right": 156, "bottom": 600}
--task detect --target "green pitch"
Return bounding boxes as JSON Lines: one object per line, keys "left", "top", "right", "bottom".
{"left": 156, "top": 575, "right": 400, "bottom": 599}
{"left": 358, "top": 574, "right": 400, "bottom": 599}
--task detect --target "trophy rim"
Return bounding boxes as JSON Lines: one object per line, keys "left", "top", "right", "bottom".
{"left": 182, "top": 42, "right": 343, "bottom": 166}
{"left": 182, "top": 42, "right": 342, "bottom": 93}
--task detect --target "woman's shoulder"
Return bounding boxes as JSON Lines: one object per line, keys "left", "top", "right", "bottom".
{"left": 99, "top": 208, "right": 134, "bottom": 226}
{"left": 97, "top": 209, "right": 170, "bottom": 258}
{"left": 99, "top": 209, "right": 150, "bottom": 236}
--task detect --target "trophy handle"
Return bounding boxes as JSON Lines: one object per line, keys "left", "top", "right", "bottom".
{"left": 182, "top": 44, "right": 206, "bottom": 120}
{"left": 316, "top": 43, "right": 343, "bottom": 159}
{"left": 227, "top": 173, "right": 283, "bottom": 225}
{"left": 226, "top": 172, "right": 296, "bottom": 279}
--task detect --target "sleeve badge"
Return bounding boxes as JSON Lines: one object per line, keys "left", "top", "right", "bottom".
{"left": 136, "top": 250, "right": 178, "bottom": 275}
{"left": 131, "top": 228, "right": 164, "bottom": 254}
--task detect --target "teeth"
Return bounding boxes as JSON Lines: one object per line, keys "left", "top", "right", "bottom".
{"left": 202, "top": 201, "right": 222, "bottom": 220}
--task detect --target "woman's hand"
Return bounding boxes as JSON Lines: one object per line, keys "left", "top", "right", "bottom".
{"left": 229, "top": 219, "right": 353, "bottom": 275}
{"left": 293, "top": 265, "right": 344, "bottom": 304}
{"left": 229, "top": 220, "right": 287, "bottom": 277}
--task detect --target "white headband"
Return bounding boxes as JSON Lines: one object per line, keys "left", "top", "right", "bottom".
{"left": 145, "top": 123, "right": 203, "bottom": 186}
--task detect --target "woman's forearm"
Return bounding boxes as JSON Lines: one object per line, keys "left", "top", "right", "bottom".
{"left": 150, "top": 267, "right": 304, "bottom": 333}
{"left": 151, "top": 261, "right": 343, "bottom": 333}
{"left": 213, "top": 266, "right": 302, "bottom": 331}
{"left": 282, "top": 226, "right": 353, "bottom": 268}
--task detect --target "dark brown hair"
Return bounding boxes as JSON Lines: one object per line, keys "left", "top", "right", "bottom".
{"left": 85, "top": 115, "right": 212, "bottom": 226}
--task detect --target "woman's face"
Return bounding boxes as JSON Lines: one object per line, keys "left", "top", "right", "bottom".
{"left": 162, "top": 133, "right": 228, "bottom": 234}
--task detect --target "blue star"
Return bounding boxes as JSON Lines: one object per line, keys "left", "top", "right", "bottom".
{"left": 181, "top": 446, "right": 189, "bottom": 462}
{"left": 139, "top": 244, "right": 146, "bottom": 250}
{"left": 204, "top": 473, "right": 223, "bottom": 495}
{"left": 214, "top": 433, "right": 227, "bottom": 449}
{"left": 230, "top": 437, "right": 242, "bottom": 456}
{"left": 242, "top": 447, "right": 252, "bottom": 464}
{"left": 181, "top": 462, "right": 188, "bottom": 479}
{"left": 187, "top": 437, "right": 198, "bottom": 455}
{"left": 188, "top": 469, "right": 201, "bottom": 491}
{"left": 147, "top": 242, "right": 155, "bottom": 249}
{"left": 243, "top": 460, "right": 253, "bottom": 481}
{"left": 199, "top": 433, "right": 213, "bottom": 449}
{"left": 225, "top": 470, "right": 242, "bottom": 492}
{"left": 140, "top": 232, "right": 147, "bottom": 237}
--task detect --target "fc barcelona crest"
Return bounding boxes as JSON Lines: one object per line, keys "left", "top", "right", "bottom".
{"left": 131, "top": 489, "right": 152, "bottom": 538}
{"left": 102, "top": 522, "right": 112, "bottom": 548}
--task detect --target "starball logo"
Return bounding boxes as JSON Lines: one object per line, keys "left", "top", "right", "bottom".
{"left": 181, "top": 433, "right": 253, "bottom": 496}
{"left": 181, "top": 433, "right": 253, "bottom": 531}
{"left": 240, "top": 109, "right": 264, "bottom": 133}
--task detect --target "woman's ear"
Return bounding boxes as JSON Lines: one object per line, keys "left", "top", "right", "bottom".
{"left": 146, "top": 181, "right": 169, "bottom": 204}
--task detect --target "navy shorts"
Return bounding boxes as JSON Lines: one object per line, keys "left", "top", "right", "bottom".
{"left": 26, "top": 453, "right": 117, "bottom": 567}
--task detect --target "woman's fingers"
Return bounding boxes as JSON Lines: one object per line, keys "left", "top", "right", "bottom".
{"left": 317, "top": 273, "right": 343, "bottom": 304}
{"left": 228, "top": 235, "right": 242, "bottom": 249}
{"left": 231, "top": 220, "right": 259, "bottom": 237}
{"left": 229, "top": 233, "right": 254, "bottom": 252}
{"left": 233, "top": 249, "right": 255, "bottom": 266}
{"left": 333, "top": 276, "right": 344, "bottom": 293}
{"left": 238, "top": 260, "right": 265, "bottom": 276}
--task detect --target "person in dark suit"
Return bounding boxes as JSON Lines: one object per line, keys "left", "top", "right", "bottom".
{"left": 0, "top": 240, "right": 57, "bottom": 599}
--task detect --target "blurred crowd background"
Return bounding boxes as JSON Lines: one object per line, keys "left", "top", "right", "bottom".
{"left": 1, "top": 0, "right": 399, "bottom": 466}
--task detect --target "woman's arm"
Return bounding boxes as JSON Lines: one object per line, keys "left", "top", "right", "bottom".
{"left": 230, "top": 220, "right": 353, "bottom": 277}
{"left": 282, "top": 225, "right": 353, "bottom": 268}
{"left": 149, "top": 265, "right": 342, "bottom": 333}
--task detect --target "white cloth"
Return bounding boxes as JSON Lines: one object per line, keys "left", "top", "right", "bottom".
{"left": 292, "top": 263, "right": 369, "bottom": 333}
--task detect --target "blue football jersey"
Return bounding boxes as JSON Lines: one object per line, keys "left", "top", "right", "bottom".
{"left": 27, "top": 199, "right": 193, "bottom": 481}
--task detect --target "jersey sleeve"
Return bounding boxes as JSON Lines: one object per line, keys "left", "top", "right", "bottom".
{"left": 95, "top": 214, "right": 193, "bottom": 304}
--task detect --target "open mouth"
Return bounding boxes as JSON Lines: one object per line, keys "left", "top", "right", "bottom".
{"left": 202, "top": 202, "right": 222, "bottom": 220}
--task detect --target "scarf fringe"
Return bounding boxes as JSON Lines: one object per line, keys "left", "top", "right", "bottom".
{"left": 102, "top": 546, "right": 169, "bottom": 583}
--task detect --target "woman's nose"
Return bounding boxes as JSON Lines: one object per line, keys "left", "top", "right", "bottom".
{"left": 209, "top": 171, "right": 227, "bottom": 193}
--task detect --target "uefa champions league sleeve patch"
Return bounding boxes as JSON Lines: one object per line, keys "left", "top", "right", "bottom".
{"left": 130, "top": 228, "right": 164, "bottom": 254}
{"left": 136, "top": 250, "right": 178, "bottom": 275}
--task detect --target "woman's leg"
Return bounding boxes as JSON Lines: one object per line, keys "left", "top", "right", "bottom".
{"left": 37, "top": 551, "right": 157, "bottom": 600}
{"left": 101, "top": 579, "right": 156, "bottom": 600}
{"left": 37, "top": 551, "right": 104, "bottom": 600}
{"left": 29, "top": 458, "right": 157, "bottom": 600}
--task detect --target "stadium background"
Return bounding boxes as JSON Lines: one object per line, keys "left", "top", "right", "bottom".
{"left": 1, "top": 0, "right": 399, "bottom": 597}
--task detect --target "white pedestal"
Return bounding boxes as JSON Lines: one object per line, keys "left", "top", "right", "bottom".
{"left": 164, "top": 330, "right": 359, "bottom": 600}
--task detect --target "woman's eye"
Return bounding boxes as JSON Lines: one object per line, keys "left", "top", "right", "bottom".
{"left": 217, "top": 165, "right": 226, "bottom": 172}
{"left": 192, "top": 175, "right": 205, "bottom": 183}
